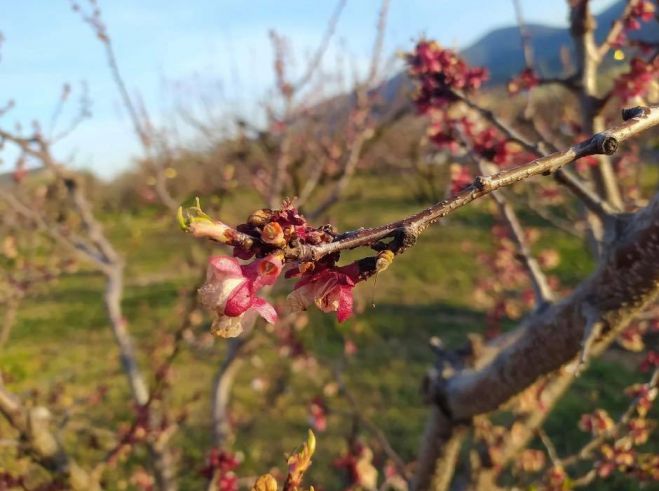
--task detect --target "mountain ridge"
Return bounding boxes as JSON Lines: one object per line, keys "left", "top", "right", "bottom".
{"left": 461, "top": 0, "right": 658, "bottom": 83}
{"left": 380, "top": 0, "right": 658, "bottom": 98}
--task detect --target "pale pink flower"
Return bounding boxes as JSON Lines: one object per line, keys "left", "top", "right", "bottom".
{"left": 287, "top": 266, "right": 357, "bottom": 322}
{"left": 198, "top": 255, "right": 282, "bottom": 338}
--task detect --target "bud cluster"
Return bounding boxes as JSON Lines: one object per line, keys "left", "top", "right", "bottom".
{"left": 626, "top": 0, "right": 656, "bottom": 31}
{"left": 613, "top": 57, "right": 659, "bottom": 103}
{"left": 201, "top": 449, "right": 240, "bottom": 491}
{"left": 407, "top": 40, "right": 488, "bottom": 112}
{"left": 180, "top": 200, "right": 383, "bottom": 337}
{"left": 507, "top": 68, "right": 540, "bottom": 95}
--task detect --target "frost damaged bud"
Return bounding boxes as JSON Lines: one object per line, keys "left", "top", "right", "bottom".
{"left": 252, "top": 474, "right": 278, "bottom": 491}
{"left": 622, "top": 106, "right": 650, "bottom": 121}
{"left": 189, "top": 220, "right": 233, "bottom": 242}
{"left": 261, "top": 222, "right": 286, "bottom": 247}
{"left": 248, "top": 209, "right": 274, "bottom": 227}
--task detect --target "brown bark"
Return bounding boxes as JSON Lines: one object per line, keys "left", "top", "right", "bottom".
{"left": 415, "top": 192, "right": 659, "bottom": 490}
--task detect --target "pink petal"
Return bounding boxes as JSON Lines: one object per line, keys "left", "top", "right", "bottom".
{"left": 224, "top": 281, "right": 254, "bottom": 317}
{"left": 336, "top": 264, "right": 359, "bottom": 284}
{"left": 292, "top": 266, "right": 332, "bottom": 290}
{"left": 255, "top": 255, "right": 284, "bottom": 289}
{"left": 336, "top": 285, "right": 354, "bottom": 323}
{"left": 252, "top": 297, "right": 278, "bottom": 324}
{"left": 198, "top": 276, "right": 246, "bottom": 313}
{"left": 242, "top": 255, "right": 284, "bottom": 290}
{"left": 208, "top": 256, "right": 243, "bottom": 279}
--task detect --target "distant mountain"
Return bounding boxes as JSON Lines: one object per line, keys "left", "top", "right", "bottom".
{"left": 461, "top": 0, "right": 659, "bottom": 84}
{"left": 311, "top": 1, "right": 658, "bottom": 127}
{"left": 461, "top": 24, "right": 567, "bottom": 84}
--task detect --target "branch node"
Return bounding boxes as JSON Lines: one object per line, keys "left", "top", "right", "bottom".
{"left": 473, "top": 175, "right": 493, "bottom": 192}
{"left": 599, "top": 135, "right": 618, "bottom": 155}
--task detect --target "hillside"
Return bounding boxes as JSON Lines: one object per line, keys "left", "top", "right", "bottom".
{"left": 378, "top": 0, "right": 659, "bottom": 101}
{"left": 462, "top": 0, "right": 659, "bottom": 83}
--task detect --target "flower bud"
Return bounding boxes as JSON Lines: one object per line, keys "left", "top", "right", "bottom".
{"left": 248, "top": 209, "right": 274, "bottom": 227}
{"left": 261, "top": 222, "right": 286, "bottom": 247}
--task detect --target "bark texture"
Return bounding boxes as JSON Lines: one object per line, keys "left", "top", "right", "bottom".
{"left": 415, "top": 193, "right": 659, "bottom": 490}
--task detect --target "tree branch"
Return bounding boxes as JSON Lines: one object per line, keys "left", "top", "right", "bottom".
{"left": 443, "top": 192, "right": 659, "bottom": 418}
{"left": 562, "top": 366, "right": 659, "bottom": 466}
{"left": 287, "top": 105, "right": 659, "bottom": 263}
{"left": 415, "top": 190, "right": 659, "bottom": 489}
{"left": 477, "top": 159, "right": 554, "bottom": 306}
{"left": 597, "top": 0, "right": 642, "bottom": 61}
{"left": 569, "top": 0, "right": 625, "bottom": 210}
{"left": 492, "top": 190, "right": 555, "bottom": 305}
{"left": 0, "top": 127, "right": 178, "bottom": 490}
{"left": 212, "top": 334, "right": 250, "bottom": 448}
{"left": 553, "top": 167, "right": 617, "bottom": 219}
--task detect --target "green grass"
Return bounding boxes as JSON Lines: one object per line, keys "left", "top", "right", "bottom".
{"left": 1, "top": 174, "right": 656, "bottom": 490}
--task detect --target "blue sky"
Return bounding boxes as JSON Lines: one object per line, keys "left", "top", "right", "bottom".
{"left": 0, "top": 0, "right": 617, "bottom": 178}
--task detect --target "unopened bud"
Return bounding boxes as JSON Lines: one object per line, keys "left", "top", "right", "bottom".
{"left": 248, "top": 209, "right": 274, "bottom": 227}
{"left": 261, "top": 222, "right": 286, "bottom": 247}
{"left": 306, "top": 429, "right": 316, "bottom": 455}
{"left": 376, "top": 250, "right": 395, "bottom": 273}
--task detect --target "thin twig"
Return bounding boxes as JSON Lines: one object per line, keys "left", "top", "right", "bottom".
{"left": 537, "top": 428, "right": 561, "bottom": 468}
{"left": 574, "top": 303, "right": 604, "bottom": 376}
{"left": 554, "top": 168, "right": 618, "bottom": 219}
{"left": 475, "top": 158, "right": 554, "bottom": 306}
{"left": 453, "top": 87, "right": 615, "bottom": 214}
{"left": 286, "top": 105, "right": 659, "bottom": 263}
{"left": 492, "top": 190, "right": 554, "bottom": 305}
{"left": 333, "top": 367, "right": 410, "bottom": 481}
{"left": 597, "top": 0, "right": 642, "bottom": 61}
{"left": 293, "top": 0, "right": 347, "bottom": 92}
{"left": 562, "top": 367, "right": 659, "bottom": 466}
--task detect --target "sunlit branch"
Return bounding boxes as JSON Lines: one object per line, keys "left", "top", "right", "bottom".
{"left": 287, "top": 105, "right": 659, "bottom": 263}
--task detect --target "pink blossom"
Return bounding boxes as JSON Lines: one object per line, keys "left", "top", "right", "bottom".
{"left": 407, "top": 40, "right": 488, "bottom": 112}
{"left": 449, "top": 164, "right": 473, "bottom": 195}
{"left": 613, "top": 57, "right": 659, "bottom": 103}
{"left": 626, "top": 1, "right": 655, "bottom": 30}
{"left": 198, "top": 255, "right": 282, "bottom": 338}
{"left": 287, "top": 266, "right": 357, "bottom": 322}
{"left": 507, "top": 68, "right": 539, "bottom": 94}
{"left": 308, "top": 396, "right": 328, "bottom": 432}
